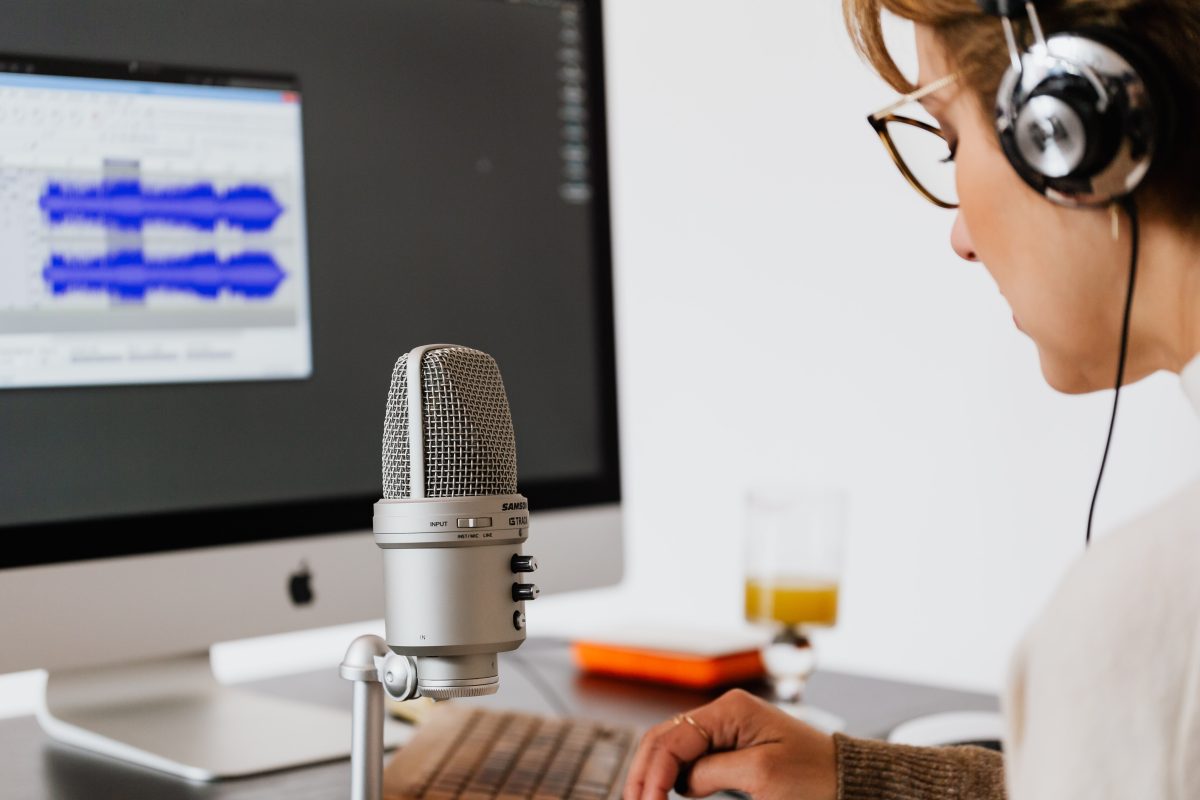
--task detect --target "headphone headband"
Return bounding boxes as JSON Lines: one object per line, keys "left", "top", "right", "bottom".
{"left": 976, "top": 0, "right": 1035, "bottom": 18}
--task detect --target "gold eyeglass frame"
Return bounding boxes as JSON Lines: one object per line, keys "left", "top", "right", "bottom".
{"left": 867, "top": 71, "right": 961, "bottom": 209}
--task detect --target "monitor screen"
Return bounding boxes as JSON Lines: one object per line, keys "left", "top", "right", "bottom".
{"left": 0, "top": 68, "right": 312, "bottom": 389}
{"left": 0, "top": 0, "right": 618, "bottom": 568}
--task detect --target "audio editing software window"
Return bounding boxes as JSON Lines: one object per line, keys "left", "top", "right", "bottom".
{"left": 0, "top": 65, "right": 312, "bottom": 390}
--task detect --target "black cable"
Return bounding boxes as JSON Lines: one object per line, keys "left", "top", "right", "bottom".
{"left": 1086, "top": 193, "right": 1140, "bottom": 546}
{"left": 507, "top": 650, "right": 574, "bottom": 717}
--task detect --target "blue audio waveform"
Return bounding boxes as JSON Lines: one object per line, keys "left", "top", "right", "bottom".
{"left": 39, "top": 180, "right": 284, "bottom": 231}
{"left": 43, "top": 250, "right": 287, "bottom": 300}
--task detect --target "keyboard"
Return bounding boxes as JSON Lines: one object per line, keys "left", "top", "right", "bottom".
{"left": 383, "top": 703, "right": 638, "bottom": 800}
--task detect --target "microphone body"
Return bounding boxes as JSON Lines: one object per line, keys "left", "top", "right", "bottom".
{"left": 374, "top": 344, "right": 535, "bottom": 699}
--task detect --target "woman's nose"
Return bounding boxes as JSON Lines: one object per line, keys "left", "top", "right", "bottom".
{"left": 950, "top": 213, "right": 979, "bottom": 262}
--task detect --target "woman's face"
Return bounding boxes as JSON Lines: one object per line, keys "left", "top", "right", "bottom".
{"left": 914, "top": 25, "right": 1139, "bottom": 394}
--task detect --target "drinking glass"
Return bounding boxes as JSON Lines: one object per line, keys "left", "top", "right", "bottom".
{"left": 744, "top": 485, "right": 847, "bottom": 732}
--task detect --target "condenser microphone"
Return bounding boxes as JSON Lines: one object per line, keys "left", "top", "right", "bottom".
{"left": 374, "top": 344, "right": 537, "bottom": 699}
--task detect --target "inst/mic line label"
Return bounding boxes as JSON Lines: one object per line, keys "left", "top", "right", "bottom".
{"left": 376, "top": 524, "right": 525, "bottom": 548}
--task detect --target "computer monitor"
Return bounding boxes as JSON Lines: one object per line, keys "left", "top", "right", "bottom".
{"left": 0, "top": 0, "right": 621, "bottom": 780}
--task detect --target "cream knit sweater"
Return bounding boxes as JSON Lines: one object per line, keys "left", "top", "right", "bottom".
{"left": 1002, "top": 356, "right": 1200, "bottom": 799}
{"left": 834, "top": 359, "right": 1200, "bottom": 799}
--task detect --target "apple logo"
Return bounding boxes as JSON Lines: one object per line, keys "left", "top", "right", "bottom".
{"left": 289, "top": 560, "right": 315, "bottom": 607}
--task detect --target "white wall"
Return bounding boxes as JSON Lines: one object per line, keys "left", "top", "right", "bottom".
{"left": 3, "top": 0, "right": 1199, "bottom": 719}
{"left": 528, "top": 0, "right": 1200, "bottom": 693}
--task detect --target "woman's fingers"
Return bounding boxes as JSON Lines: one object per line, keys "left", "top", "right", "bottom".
{"left": 624, "top": 690, "right": 836, "bottom": 800}
{"left": 623, "top": 717, "right": 680, "bottom": 800}
{"left": 624, "top": 690, "right": 770, "bottom": 800}
{"left": 678, "top": 748, "right": 765, "bottom": 799}
{"left": 636, "top": 719, "right": 715, "bottom": 800}
{"left": 625, "top": 706, "right": 724, "bottom": 800}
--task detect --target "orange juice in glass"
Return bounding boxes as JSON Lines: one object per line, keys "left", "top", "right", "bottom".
{"left": 744, "top": 577, "right": 840, "bottom": 627}
{"left": 744, "top": 486, "right": 847, "bottom": 732}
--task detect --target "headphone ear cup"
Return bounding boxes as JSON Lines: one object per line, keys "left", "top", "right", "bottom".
{"left": 1069, "top": 25, "right": 1175, "bottom": 163}
{"left": 996, "top": 63, "right": 1105, "bottom": 197}
{"left": 994, "top": 26, "right": 1172, "bottom": 206}
{"left": 1023, "top": 75, "right": 1121, "bottom": 179}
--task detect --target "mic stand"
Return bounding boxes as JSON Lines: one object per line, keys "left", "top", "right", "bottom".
{"left": 340, "top": 635, "right": 420, "bottom": 800}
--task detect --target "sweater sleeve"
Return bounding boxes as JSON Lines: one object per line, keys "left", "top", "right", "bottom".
{"left": 834, "top": 733, "right": 1007, "bottom": 800}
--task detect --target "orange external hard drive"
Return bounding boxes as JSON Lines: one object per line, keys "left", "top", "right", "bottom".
{"left": 571, "top": 629, "right": 766, "bottom": 689}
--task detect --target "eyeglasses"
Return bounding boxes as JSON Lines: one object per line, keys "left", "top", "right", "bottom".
{"left": 867, "top": 72, "right": 960, "bottom": 209}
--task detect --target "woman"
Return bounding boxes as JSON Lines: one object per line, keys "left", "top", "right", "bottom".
{"left": 622, "top": 1, "right": 1200, "bottom": 798}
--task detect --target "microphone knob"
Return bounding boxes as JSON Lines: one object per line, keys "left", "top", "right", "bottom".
{"left": 512, "top": 583, "right": 540, "bottom": 602}
{"left": 511, "top": 554, "right": 538, "bottom": 573}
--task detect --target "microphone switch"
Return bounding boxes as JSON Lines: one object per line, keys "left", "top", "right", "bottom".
{"left": 512, "top": 583, "right": 540, "bottom": 602}
{"left": 511, "top": 554, "right": 538, "bottom": 573}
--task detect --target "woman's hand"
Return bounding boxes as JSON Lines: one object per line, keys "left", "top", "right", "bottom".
{"left": 622, "top": 688, "right": 837, "bottom": 800}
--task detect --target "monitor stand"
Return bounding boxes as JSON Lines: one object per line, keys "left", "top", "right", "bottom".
{"left": 36, "top": 650, "right": 412, "bottom": 781}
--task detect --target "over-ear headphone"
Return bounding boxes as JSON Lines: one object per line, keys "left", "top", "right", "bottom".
{"left": 976, "top": 0, "right": 1172, "bottom": 208}
{"left": 974, "top": 2, "right": 1175, "bottom": 545}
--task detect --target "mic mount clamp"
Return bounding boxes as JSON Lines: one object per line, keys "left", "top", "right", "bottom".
{"left": 340, "top": 634, "right": 420, "bottom": 800}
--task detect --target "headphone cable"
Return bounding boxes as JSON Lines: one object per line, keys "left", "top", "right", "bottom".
{"left": 1085, "top": 193, "right": 1140, "bottom": 546}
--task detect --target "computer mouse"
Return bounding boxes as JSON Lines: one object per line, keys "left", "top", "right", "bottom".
{"left": 887, "top": 710, "right": 1004, "bottom": 751}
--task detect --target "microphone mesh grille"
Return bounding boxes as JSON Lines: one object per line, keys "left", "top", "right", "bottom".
{"left": 382, "top": 346, "right": 518, "bottom": 498}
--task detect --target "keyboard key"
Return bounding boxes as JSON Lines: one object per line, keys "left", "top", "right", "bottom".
{"left": 383, "top": 705, "right": 635, "bottom": 800}
{"left": 497, "top": 717, "right": 569, "bottom": 800}
{"left": 385, "top": 704, "right": 477, "bottom": 800}
{"left": 569, "top": 729, "right": 633, "bottom": 800}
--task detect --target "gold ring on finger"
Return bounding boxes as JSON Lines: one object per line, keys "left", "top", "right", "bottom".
{"left": 673, "top": 713, "right": 711, "bottom": 747}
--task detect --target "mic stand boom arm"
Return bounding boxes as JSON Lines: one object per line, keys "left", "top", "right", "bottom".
{"left": 340, "top": 634, "right": 420, "bottom": 800}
